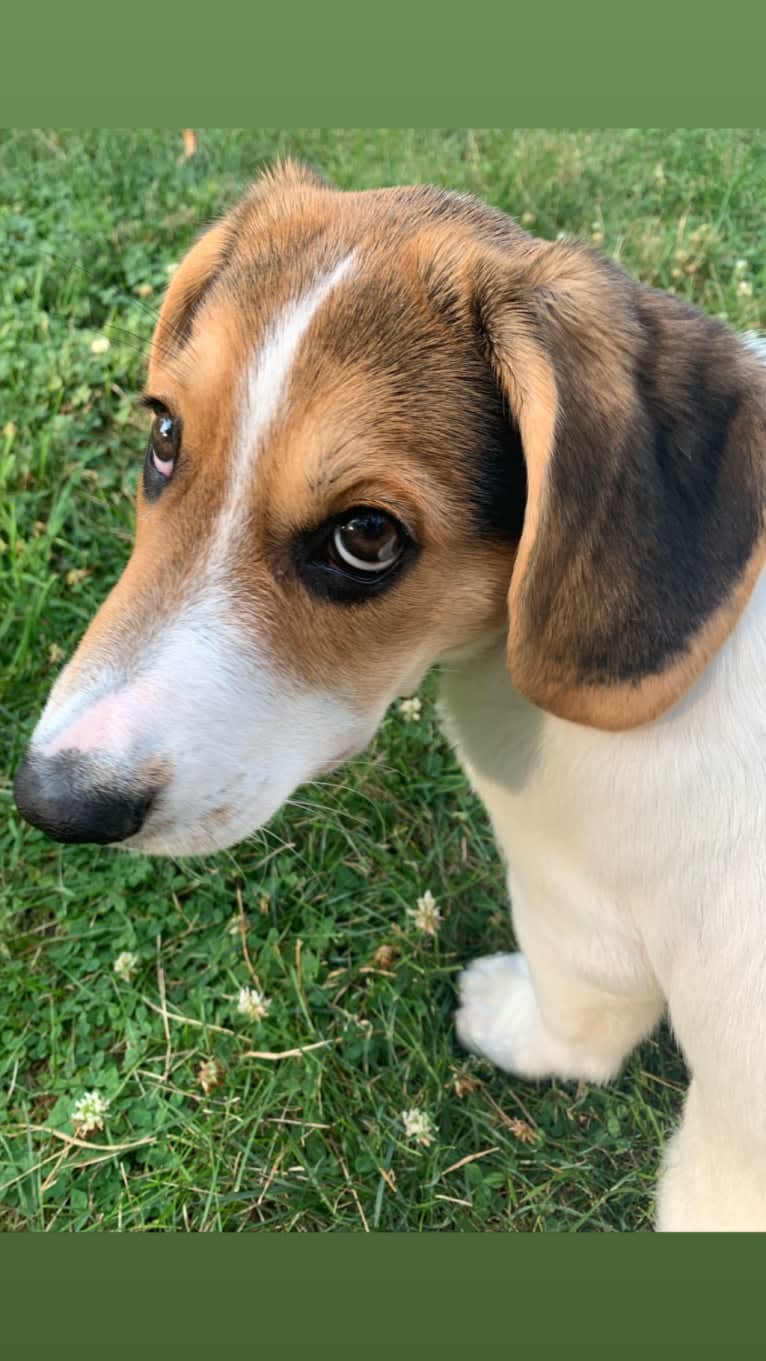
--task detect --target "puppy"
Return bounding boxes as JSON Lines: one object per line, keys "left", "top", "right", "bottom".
{"left": 14, "top": 162, "right": 766, "bottom": 1230}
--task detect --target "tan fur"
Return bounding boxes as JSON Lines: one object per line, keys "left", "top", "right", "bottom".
{"left": 542, "top": 536, "right": 766, "bottom": 729}
{"left": 16, "top": 166, "right": 766, "bottom": 1235}
{"left": 141, "top": 189, "right": 519, "bottom": 710}
{"left": 471, "top": 236, "right": 766, "bottom": 728}
{"left": 62, "top": 162, "right": 766, "bottom": 732}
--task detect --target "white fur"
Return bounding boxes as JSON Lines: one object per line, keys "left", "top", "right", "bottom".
{"left": 27, "top": 257, "right": 372, "bottom": 854}
{"left": 442, "top": 561, "right": 766, "bottom": 1232}
{"left": 741, "top": 331, "right": 766, "bottom": 361}
{"left": 208, "top": 253, "right": 356, "bottom": 570}
{"left": 27, "top": 317, "right": 766, "bottom": 1224}
{"left": 31, "top": 588, "right": 385, "bottom": 856}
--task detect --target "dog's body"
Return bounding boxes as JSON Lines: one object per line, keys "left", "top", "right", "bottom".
{"left": 446, "top": 559, "right": 766, "bottom": 1230}
{"left": 13, "top": 164, "right": 766, "bottom": 1230}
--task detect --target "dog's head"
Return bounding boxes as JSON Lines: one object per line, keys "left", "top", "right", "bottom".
{"left": 14, "top": 162, "right": 766, "bottom": 853}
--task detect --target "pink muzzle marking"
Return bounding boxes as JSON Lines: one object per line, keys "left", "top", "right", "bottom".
{"left": 39, "top": 682, "right": 153, "bottom": 759}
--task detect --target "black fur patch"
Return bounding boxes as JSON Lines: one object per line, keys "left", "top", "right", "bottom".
{"left": 524, "top": 294, "right": 764, "bottom": 684}
{"left": 469, "top": 374, "right": 527, "bottom": 542}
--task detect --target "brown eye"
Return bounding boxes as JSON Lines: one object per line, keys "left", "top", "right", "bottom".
{"left": 149, "top": 413, "right": 178, "bottom": 477}
{"left": 298, "top": 505, "right": 415, "bottom": 605}
{"left": 144, "top": 408, "right": 181, "bottom": 499}
{"left": 332, "top": 511, "right": 404, "bottom": 574}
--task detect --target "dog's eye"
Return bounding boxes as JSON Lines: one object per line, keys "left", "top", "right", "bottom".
{"left": 331, "top": 511, "right": 404, "bottom": 574}
{"left": 149, "top": 413, "right": 178, "bottom": 477}
{"left": 298, "top": 506, "right": 414, "bottom": 604}
{"left": 144, "top": 409, "right": 180, "bottom": 499}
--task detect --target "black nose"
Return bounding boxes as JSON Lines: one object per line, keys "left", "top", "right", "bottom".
{"left": 14, "top": 749, "right": 156, "bottom": 846}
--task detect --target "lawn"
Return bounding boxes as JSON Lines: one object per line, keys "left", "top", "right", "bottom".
{"left": 1, "top": 128, "right": 764, "bottom": 1232}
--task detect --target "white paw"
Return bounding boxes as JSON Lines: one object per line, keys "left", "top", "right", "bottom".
{"left": 455, "top": 952, "right": 617, "bottom": 1083}
{"left": 455, "top": 952, "right": 560, "bottom": 1079}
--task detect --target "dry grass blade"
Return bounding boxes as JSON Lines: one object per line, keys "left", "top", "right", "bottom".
{"left": 11, "top": 1125, "right": 156, "bottom": 1153}
{"left": 241, "top": 1040, "right": 337, "bottom": 1060}
{"left": 440, "top": 1146, "right": 500, "bottom": 1178}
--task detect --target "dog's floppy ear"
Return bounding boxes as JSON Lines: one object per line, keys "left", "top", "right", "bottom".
{"left": 476, "top": 239, "right": 766, "bottom": 730}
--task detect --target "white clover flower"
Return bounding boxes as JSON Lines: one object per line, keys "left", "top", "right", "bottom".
{"left": 90, "top": 336, "right": 110, "bottom": 355}
{"left": 113, "top": 950, "right": 139, "bottom": 983}
{"left": 164, "top": 261, "right": 179, "bottom": 277}
{"left": 237, "top": 986, "right": 271, "bottom": 1022}
{"left": 399, "top": 697, "right": 422, "bottom": 722}
{"left": 401, "top": 1107, "right": 435, "bottom": 1147}
{"left": 737, "top": 279, "right": 753, "bottom": 298}
{"left": 407, "top": 889, "right": 442, "bottom": 936}
{"left": 72, "top": 1090, "right": 110, "bottom": 1137}
{"left": 735, "top": 258, "right": 748, "bottom": 274}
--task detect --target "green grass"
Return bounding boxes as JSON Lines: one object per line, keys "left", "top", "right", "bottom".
{"left": 1, "top": 128, "right": 764, "bottom": 1232}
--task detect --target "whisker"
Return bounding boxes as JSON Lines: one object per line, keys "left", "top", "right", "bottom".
{"left": 33, "top": 243, "right": 202, "bottom": 367}
{"left": 123, "top": 290, "right": 204, "bottom": 366}
{"left": 101, "top": 322, "right": 153, "bottom": 363}
{"left": 121, "top": 292, "right": 164, "bottom": 326}
{"left": 102, "top": 321, "right": 187, "bottom": 376}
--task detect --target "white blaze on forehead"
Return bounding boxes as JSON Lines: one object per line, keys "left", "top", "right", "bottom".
{"left": 209, "top": 252, "right": 356, "bottom": 568}
{"left": 244, "top": 252, "right": 356, "bottom": 442}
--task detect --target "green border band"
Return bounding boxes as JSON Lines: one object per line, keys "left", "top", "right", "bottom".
{"left": 2, "top": 2, "right": 765, "bottom": 124}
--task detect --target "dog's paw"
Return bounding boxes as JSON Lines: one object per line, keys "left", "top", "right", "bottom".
{"left": 454, "top": 952, "right": 560, "bottom": 1079}
{"left": 455, "top": 951, "right": 618, "bottom": 1083}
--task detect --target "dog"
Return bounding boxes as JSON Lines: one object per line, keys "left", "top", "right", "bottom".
{"left": 14, "top": 161, "right": 766, "bottom": 1231}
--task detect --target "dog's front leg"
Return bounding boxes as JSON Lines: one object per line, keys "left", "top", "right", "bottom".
{"left": 656, "top": 1079, "right": 766, "bottom": 1232}
{"left": 455, "top": 877, "right": 664, "bottom": 1084}
{"left": 655, "top": 933, "right": 766, "bottom": 1232}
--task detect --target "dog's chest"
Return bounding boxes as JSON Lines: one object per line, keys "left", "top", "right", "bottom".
{"left": 438, "top": 642, "right": 644, "bottom": 876}
{"left": 438, "top": 597, "right": 766, "bottom": 926}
